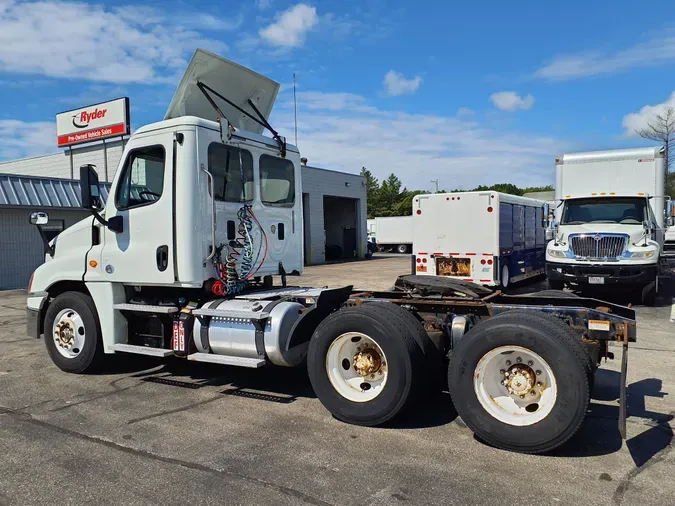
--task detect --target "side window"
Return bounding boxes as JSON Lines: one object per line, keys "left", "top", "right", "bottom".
{"left": 513, "top": 205, "right": 524, "bottom": 250}
{"left": 499, "top": 203, "right": 513, "bottom": 250}
{"left": 259, "top": 154, "right": 295, "bottom": 206}
{"left": 208, "top": 144, "right": 254, "bottom": 202}
{"left": 524, "top": 206, "right": 536, "bottom": 248}
{"left": 116, "top": 146, "right": 165, "bottom": 210}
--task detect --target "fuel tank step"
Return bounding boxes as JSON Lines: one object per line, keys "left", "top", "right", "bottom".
{"left": 192, "top": 308, "right": 270, "bottom": 320}
{"left": 187, "top": 353, "right": 266, "bottom": 368}
{"left": 113, "top": 303, "right": 178, "bottom": 314}
{"left": 111, "top": 343, "right": 174, "bottom": 357}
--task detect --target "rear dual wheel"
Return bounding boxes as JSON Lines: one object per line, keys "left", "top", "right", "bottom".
{"left": 308, "top": 303, "right": 439, "bottom": 426}
{"left": 448, "top": 311, "right": 591, "bottom": 453}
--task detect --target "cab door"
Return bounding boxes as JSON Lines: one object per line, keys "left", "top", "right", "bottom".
{"left": 255, "top": 151, "right": 302, "bottom": 273}
{"left": 96, "top": 133, "right": 176, "bottom": 284}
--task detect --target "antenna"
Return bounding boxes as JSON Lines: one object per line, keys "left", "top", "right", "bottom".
{"left": 293, "top": 72, "right": 298, "bottom": 147}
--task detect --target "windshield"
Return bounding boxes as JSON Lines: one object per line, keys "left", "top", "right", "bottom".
{"left": 561, "top": 197, "right": 647, "bottom": 225}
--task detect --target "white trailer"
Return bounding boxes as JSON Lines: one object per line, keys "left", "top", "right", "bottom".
{"left": 372, "top": 216, "right": 413, "bottom": 253}
{"left": 25, "top": 49, "right": 637, "bottom": 454}
{"left": 412, "top": 191, "right": 548, "bottom": 288}
{"left": 546, "top": 147, "right": 672, "bottom": 304}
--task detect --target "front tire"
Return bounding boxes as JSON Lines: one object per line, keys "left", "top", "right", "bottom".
{"left": 307, "top": 303, "right": 427, "bottom": 426}
{"left": 448, "top": 311, "right": 590, "bottom": 453}
{"left": 44, "top": 291, "right": 104, "bottom": 374}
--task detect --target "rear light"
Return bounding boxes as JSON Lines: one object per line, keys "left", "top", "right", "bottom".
{"left": 487, "top": 259, "right": 493, "bottom": 265}
{"left": 487, "top": 206, "right": 493, "bottom": 213}
{"left": 416, "top": 210, "right": 421, "bottom": 215}
{"left": 481, "top": 259, "right": 486, "bottom": 265}
{"left": 416, "top": 258, "right": 421, "bottom": 263}
{"left": 422, "top": 258, "right": 427, "bottom": 263}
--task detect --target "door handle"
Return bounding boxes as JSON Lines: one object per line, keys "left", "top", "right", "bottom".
{"left": 201, "top": 167, "right": 216, "bottom": 262}
{"left": 156, "top": 245, "right": 168, "bottom": 272}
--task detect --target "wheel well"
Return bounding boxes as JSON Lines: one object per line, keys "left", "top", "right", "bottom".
{"left": 47, "top": 280, "right": 90, "bottom": 299}
{"left": 38, "top": 281, "right": 90, "bottom": 336}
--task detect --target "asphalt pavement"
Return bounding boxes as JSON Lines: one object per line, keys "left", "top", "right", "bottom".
{"left": 0, "top": 257, "right": 673, "bottom": 505}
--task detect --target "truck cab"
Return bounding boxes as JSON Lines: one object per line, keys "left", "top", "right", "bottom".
{"left": 545, "top": 147, "right": 668, "bottom": 303}
{"left": 27, "top": 49, "right": 303, "bottom": 356}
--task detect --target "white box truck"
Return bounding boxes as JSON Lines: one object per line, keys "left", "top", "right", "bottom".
{"left": 412, "top": 191, "right": 548, "bottom": 288}
{"left": 546, "top": 147, "right": 671, "bottom": 304}
{"left": 24, "top": 49, "right": 638, "bottom": 454}
{"left": 372, "top": 216, "right": 413, "bottom": 253}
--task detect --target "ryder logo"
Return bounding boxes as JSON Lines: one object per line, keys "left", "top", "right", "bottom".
{"left": 72, "top": 108, "right": 108, "bottom": 129}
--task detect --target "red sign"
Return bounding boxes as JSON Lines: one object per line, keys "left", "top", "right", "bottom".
{"left": 57, "top": 123, "right": 127, "bottom": 147}
{"left": 56, "top": 97, "right": 129, "bottom": 147}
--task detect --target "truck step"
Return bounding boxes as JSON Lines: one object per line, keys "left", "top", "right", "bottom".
{"left": 113, "top": 303, "right": 178, "bottom": 314}
{"left": 187, "top": 353, "right": 266, "bottom": 368}
{"left": 111, "top": 343, "right": 174, "bottom": 357}
{"left": 192, "top": 308, "right": 270, "bottom": 320}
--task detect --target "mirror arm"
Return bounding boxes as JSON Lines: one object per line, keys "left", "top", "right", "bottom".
{"left": 35, "top": 225, "right": 55, "bottom": 257}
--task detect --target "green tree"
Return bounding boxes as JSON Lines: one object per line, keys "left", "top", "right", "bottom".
{"left": 360, "top": 167, "right": 380, "bottom": 218}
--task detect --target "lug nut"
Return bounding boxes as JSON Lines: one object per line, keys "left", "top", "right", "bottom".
{"left": 499, "top": 369, "right": 505, "bottom": 374}
{"left": 519, "top": 395, "right": 525, "bottom": 399}
{"left": 501, "top": 380, "right": 506, "bottom": 385}
{"left": 536, "top": 382, "right": 542, "bottom": 387}
{"left": 528, "top": 360, "right": 534, "bottom": 366}
{"left": 536, "top": 370, "right": 541, "bottom": 376}
{"left": 505, "top": 360, "right": 511, "bottom": 366}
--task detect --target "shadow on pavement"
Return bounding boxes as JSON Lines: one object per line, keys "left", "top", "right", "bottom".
{"left": 552, "top": 369, "right": 673, "bottom": 465}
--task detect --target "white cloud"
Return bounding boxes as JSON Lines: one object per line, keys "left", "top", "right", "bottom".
{"left": 256, "top": 0, "right": 272, "bottom": 10}
{"left": 271, "top": 91, "right": 561, "bottom": 190}
{"left": 457, "top": 107, "right": 475, "bottom": 116}
{"left": 622, "top": 91, "right": 675, "bottom": 136}
{"left": 383, "top": 71, "right": 422, "bottom": 97}
{"left": 534, "top": 34, "right": 675, "bottom": 81}
{"left": 0, "top": 0, "right": 228, "bottom": 84}
{"left": 490, "top": 91, "right": 535, "bottom": 112}
{"left": 0, "top": 120, "right": 56, "bottom": 161}
{"left": 259, "top": 4, "right": 318, "bottom": 48}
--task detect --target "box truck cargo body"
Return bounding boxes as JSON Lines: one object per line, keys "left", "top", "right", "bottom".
{"left": 546, "top": 147, "right": 670, "bottom": 303}
{"left": 412, "top": 192, "right": 547, "bottom": 287}
{"left": 372, "top": 216, "right": 413, "bottom": 253}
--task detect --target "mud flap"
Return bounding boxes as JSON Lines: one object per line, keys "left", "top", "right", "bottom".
{"left": 618, "top": 342, "right": 628, "bottom": 439}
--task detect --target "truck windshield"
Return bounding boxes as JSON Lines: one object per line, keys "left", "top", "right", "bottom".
{"left": 561, "top": 197, "right": 646, "bottom": 225}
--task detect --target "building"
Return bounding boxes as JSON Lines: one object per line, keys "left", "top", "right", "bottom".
{"left": 0, "top": 151, "right": 366, "bottom": 289}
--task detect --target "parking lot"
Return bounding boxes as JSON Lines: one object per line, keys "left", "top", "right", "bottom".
{"left": 1, "top": 255, "right": 674, "bottom": 506}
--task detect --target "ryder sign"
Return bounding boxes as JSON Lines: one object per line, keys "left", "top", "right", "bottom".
{"left": 56, "top": 98, "right": 130, "bottom": 147}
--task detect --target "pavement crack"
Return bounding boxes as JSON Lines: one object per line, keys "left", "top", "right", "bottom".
{"left": 127, "top": 395, "right": 224, "bottom": 424}
{"left": 612, "top": 443, "right": 674, "bottom": 505}
{"left": 0, "top": 405, "right": 334, "bottom": 506}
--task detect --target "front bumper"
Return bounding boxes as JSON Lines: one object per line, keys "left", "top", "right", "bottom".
{"left": 546, "top": 261, "right": 657, "bottom": 286}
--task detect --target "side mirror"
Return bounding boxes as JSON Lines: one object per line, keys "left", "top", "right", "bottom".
{"left": 29, "top": 212, "right": 49, "bottom": 225}
{"left": 80, "top": 164, "right": 102, "bottom": 210}
{"left": 542, "top": 203, "right": 550, "bottom": 227}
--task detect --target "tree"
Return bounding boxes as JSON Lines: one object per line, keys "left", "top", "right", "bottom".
{"left": 360, "top": 167, "right": 380, "bottom": 219}
{"left": 635, "top": 107, "right": 675, "bottom": 196}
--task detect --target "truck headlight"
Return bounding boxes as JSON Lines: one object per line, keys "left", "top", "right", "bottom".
{"left": 630, "top": 250, "right": 654, "bottom": 259}
{"left": 547, "top": 249, "right": 567, "bottom": 259}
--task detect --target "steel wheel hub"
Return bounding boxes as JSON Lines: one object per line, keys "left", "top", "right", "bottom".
{"left": 353, "top": 347, "right": 383, "bottom": 377}
{"left": 52, "top": 308, "right": 86, "bottom": 359}
{"left": 505, "top": 366, "right": 536, "bottom": 397}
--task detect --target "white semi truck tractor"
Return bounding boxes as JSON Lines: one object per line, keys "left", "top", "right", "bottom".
{"left": 546, "top": 147, "right": 672, "bottom": 304}
{"left": 26, "top": 49, "right": 637, "bottom": 453}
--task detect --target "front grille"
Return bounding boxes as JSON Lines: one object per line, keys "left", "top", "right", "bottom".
{"left": 569, "top": 234, "right": 627, "bottom": 260}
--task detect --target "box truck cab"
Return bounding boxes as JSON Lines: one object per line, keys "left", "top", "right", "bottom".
{"left": 545, "top": 147, "right": 670, "bottom": 304}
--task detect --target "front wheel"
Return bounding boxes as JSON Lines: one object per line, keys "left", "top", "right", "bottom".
{"left": 43, "top": 291, "right": 104, "bottom": 374}
{"left": 307, "top": 303, "right": 428, "bottom": 426}
{"left": 448, "top": 311, "right": 590, "bottom": 453}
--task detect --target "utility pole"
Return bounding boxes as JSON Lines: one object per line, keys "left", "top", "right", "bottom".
{"left": 430, "top": 179, "right": 439, "bottom": 193}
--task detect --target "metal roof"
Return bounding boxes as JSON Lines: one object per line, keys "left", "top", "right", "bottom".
{"left": 0, "top": 173, "right": 111, "bottom": 208}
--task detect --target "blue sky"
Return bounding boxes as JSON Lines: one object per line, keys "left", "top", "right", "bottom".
{"left": 1, "top": 0, "right": 675, "bottom": 191}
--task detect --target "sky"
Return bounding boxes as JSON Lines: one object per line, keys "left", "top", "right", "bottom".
{"left": 1, "top": 0, "right": 675, "bottom": 192}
